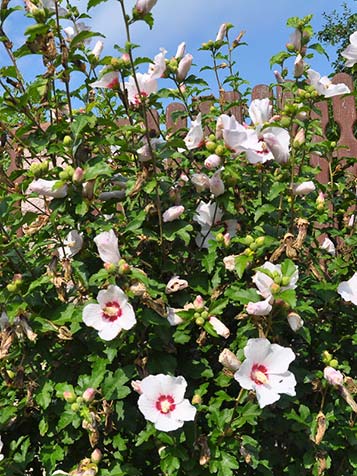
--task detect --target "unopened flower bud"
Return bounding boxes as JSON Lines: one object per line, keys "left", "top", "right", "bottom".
{"left": 177, "top": 53, "right": 193, "bottom": 82}
{"left": 204, "top": 154, "right": 221, "bottom": 169}
{"left": 135, "top": 0, "right": 157, "bottom": 14}
{"left": 131, "top": 380, "right": 142, "bottom": 394}
{"left": 209, "top": 316, "right": 230, "bottom": 339}
{"left": 162, "top": 205, "right": 185, "bottom": 222}
{"left": 82, "top": 180, "right": 95, "bottom": 200}
{"left": 209, "top": 169, "right": 225, "bottom": 197}
{"left": 324, "top": 366, "right": 343, "bottom": 386}
{"left": 104, "top": 262, "right": 116, "bottom": 272}
{"left": 215, "top": 23, "right": 228, "bottom": 42}
{"left": 293, "top": 128, "right": 305, "bottom": 147}
{"left": 192, "top": 394, "right": 202, "bottom": 405}
{"left": 322, "top": 350, "right": 333, "bottom": 364}
{"left": 293, "top": 181, "right": 316, "bottom": 196}
{"left": 274, "top": 70, "right": 284, "bottom": 83}
{"left": 293, "top": 54, "right": 305, "bottom": 78}
{"left": 193, "top": 295, "right": 205, "bottom": 309}
{"left": 223, "top": 233, "right": 230, "bottom": 247}
{"left": 175, "top": 41, "right": 186, "bottom": 59}
{"left": 91, "top": 448, "right": 102, "bottom": 464}
{"left": 219, "top": 349, "right": 241, "bottom": 372}
{"left": 316, "top": 192, "right": 325, "bottom": 210}
{"left": 63, "top": 390, "right": 76, "bottom": 403}
{"left": 82, "top": 387, "right": 96, "bottom": 403}
{"left": 223, "top": 255, "right": 237, "bottom": 271}
{"left": 287, "top": 312, "right": 304, "bottom": 332}
{"left": 73, "top": 167, "right": 84, "bottom": 183}
{"left": 91, "top": 40, "right": 104, "bottom": 59}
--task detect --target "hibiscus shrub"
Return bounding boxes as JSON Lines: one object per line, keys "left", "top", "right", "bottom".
{"left": 0, "top": 2, "right": 356, "bottom": 475}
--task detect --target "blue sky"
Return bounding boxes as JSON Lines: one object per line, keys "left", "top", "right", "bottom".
{"left": 1, "top": 0, "right": 355, "bottom": 95}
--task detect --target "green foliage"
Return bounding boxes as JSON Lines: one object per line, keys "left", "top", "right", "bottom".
{"left": 0, "top": 4, "right": 356, "bottom": 476}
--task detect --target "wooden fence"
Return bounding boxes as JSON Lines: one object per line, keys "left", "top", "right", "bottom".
{"left": 5, "top": 72, "right": 357, "bottom": 185}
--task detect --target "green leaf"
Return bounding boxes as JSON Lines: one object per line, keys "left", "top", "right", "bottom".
{"left": 278, "top": 289, "right": 296, "bottom": 307}
{"left": 125, "top": 210, "right": 146, "bottom": 232}
{"left": 75, "top": 200, "right": 89, "bottom": 216}
{"left": 267, "top": 182, "right": 286, "bottom": 201}
{"left": 309, "top": 43, "right": 329, "bottom": 60}
{"left": 87, "top": 0, "right": 108, "bottom": 8}
{"left": 102, "top": 368, "right": 131, "bottom": 400}
{"left": 70, "top": 30, "right": 105, "bottom": 49}
{"left": 225, "top": 285, "right": 260, "bottom": 304}
{"left": 254, "top": 204, "right": 275, "bottom": 223}
{"left": 35, "top": 381, "right": 53, "bottom": 410}
{"left": 281, "top": 258, "right": 298, "bottom": 277}
{"left": 234, "top": 254, "right": 253, "bottom": 278}
{"left": 25, "top": 23, "right": 49, "bottom": 38}
{"left": 269, "top": 51, "right": 290, "bottom": 68}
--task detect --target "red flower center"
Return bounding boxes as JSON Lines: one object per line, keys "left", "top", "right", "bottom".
{"left": 134, "top": 91, "right": 148, "bottom": 105}
{"left": 102, "top": 301, "right": 122, "bottom": 322}
{"left": 250, "top": 363, "right": 269, "bottom": 385}
{"left": 108, "top": 77, "right": 119, "bottom": 89}
{"left": 155, "top": 394, "right": 176, "bottom": 414}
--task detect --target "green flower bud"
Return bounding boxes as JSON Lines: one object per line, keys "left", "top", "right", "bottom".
{"left": 195, "top": 316, "right": 205, "bottom": 326}
{"left": 281, "top": 276, "right": 291, "bottom": 286}
{"left": 255, "top": 236, "right": 265, "bottom": 247}
{"left": 205, "top": 140, "right": 217, "bottom": 153}
{"left": 329, "top": 359, "right": 338, "bottom": 368}
{"left": 63, "top": 135, "right": 73, "bottom": 147}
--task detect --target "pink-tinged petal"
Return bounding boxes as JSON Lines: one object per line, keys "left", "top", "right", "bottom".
{"left": 98, "top": 322, "right": 122, "bottom": 341}
{"left": 149, "top": 48, "right": 167, "bottom": 79}
{"left": 177, "top": 53, "right": 193, "bottom": 82}
{"left": 97, "top": 285, "right": 127, "bottom": 308}
{"left": 252, "top": 272, "right": 274, "bottom": 299}
{"left": 246, "top": 147, "right": 274, "bottom": 165}
{"left": 209, "top": 316, "right": 230, "bottom": 338}
{"left": 244, "top": 338, "right": 271, "bottom": 362}
{"left": 83, "top": 285, "right": 136, "bottom": 340}
{"left": 154, "top": 412, "right": 185, "bottom": 432}
{"left": 249, "top": 98, "right": 272, "bottom": 126}
{"left": 94, "top": 229, "right": 121, "bottom": 264}
{"left": 140, "top": 374, "right": 187, "bottom": 402}
{"left": 137, "top": 394, "right": 158, "bottom": 422}
{"left": 27, "top": 179, "right": 68, "bottom": 198}
{"left": 293, "top": 181, "right": 316, "bottom": 195}
{"left": 135, "top": 0, "right": 157, "bottom": 14}
{"left": 209, "top": 169, "right": 225, "bottom": 197}
{"left": 118, "top": 302, "right": 136, "bottom": 330}
{"left": 172, "top": 399, "right": 197, "bottom": 422}
{"left": 255, "top": 385, "right": 280, "bottom": 408}
{"left": 82, "top": 304, "right": 104, "bottom": 331}
{"left": 341, "top": 31, "right": 357, "bottom": 67}
{"left": 163, "top": 205, "right": 185, "bottom": 222}
{"left": 263, "top": 344, "right": 296, "bottom": 373}
{"left": 234, "top": 360, "right": 255, "bottom": 390}
{"left": 262, "top": 127, "right": 290, "bottom": 164}
{"left": 337, "top": 272, "right": 357, "bottom": 305}
{"left": 167, "top": 307, "right": 184, "bottom": 326}
{"left": 137, "top": 374, "right": 195, "bottom": 432}
{"left": 324, "top": 366, "right": 344, "bottom": 386}
{"left": 268, "top": 372, "right": 296, "bottom": 396}
{"left": 246, "top": 298, "right": 272, "bottom": 316}
{"left": 307, "top": 69, "right": 351, "bottom": 98}
{"left": 90, "top": 71, "right": 119, "bottom": 89}
{"left": 184, "top": 113, "right": 203, "bottom": 150}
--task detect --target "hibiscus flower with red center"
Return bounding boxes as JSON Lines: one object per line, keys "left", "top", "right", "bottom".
{"left": 137, "top": 374, "right": 197, "bottom": 432}
{"left": 234, "top": 338, "right": 296, "bottom": 408}
{"left": 82, "top": 285, "right": 136, "bottom": 341}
